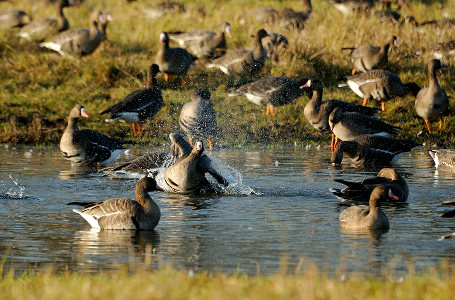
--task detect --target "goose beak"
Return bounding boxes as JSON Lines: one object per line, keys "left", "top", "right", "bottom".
{"left": 300, "top": 79, "right": 312, "bottom": 89}
{"left": 196, "top": 141, "right": 203, "bottom": 151}
{"left": 388, "top": 189, "right": 399, "bottom": 201}
{"left": 394, "top": 39, "right": 401, "bottom": 48}
{"left": 81, "top": 108, "right": 89, "bottom": 118}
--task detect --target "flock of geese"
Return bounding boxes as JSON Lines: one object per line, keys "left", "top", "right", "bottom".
{"left": 2, "top": 0, "right": 455, "bottom": 236}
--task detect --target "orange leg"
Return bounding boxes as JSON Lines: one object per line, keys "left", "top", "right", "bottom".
{"left": 333, "top": 136, "right": 339, "bottom": 149}
{"left": 189, "top": 136, "right": 193, "bottom": 146}
{"left": 362, "top": 98, "right": 368, "bottom": 106}
{"left": 267, "top": 105, "right": 275, "bottom": 117}
{"left": 330, "top": 133, "right": 335, "bottom": 151}
{"left": 181, "top": 77, "right": 187, "bottom": 86}
{"left": 352, "top": 69, "right": 357, "bottom": 76}
{"left": 381, "top": 101, "right": 386, "bottom": 112}
{"left": 424, "top": 119, "right": 432, "bottom": 134}
{"left": 132, "top": 123, "right": 138, "bottom": 136}
{"left": 437, "top": 118, "right": 444, "bottom": 131}
{"left": 208, "top": 137, "right": 213, "bottom": 151}
{"left": 164, "top": 73, "right": 169, "bottom": 83}
{"left": 135, "top": 124, "right": 143, "bottom": 136}
{"left": 266, "top": 106, "right": 270, "bottom": 115}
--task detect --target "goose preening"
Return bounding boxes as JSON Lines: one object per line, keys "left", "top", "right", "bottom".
{"left": 261, "top": 32, "right": 288, "bottom": 62}
{"left": 0, "top": 9, "right": 32, "bottom": 28}
{"left": 60, "top": 104, "right": 131, "bottom": 166}
{"left": 179, "top": 88, "right": 217, "bottom": 150}
{"left": 168, "top": 22, "right": 231, "bottom": 58}
{"left": 342, "top": 36, "right": 400, "bottom": 75}
{"left": 338, "top": 69, "right": 421, "bottom": 111}
{"left": 227, "top": 76, "right": 308, "bottom": 117}
{"left": 69, "top": 177, "right": 160, "bottom": 230}
{"left": 155, "top": 32, "right": 195, "bottom": 85}
{"left": 101, "top": 64, "right": 163, "bottom": 136}
{"left": 331, "top": 168, "right": 408, "bottom": 203}
{"left": 429, "top": 149, "right": 455, "bottom": 171}
{"left": 339, "top": 186, "right": 395, "bottom": 231}
{"left": 17, "top": 0, "right": 72, "bottom": 42}
{"left": 207, "top": 29, "right": 268, "bottom": 76}
{"left": 415, "top": 59, "right": 449, "bottom": 134}
{"left": 40, "top": 10, "right": 105, "bottom": 56}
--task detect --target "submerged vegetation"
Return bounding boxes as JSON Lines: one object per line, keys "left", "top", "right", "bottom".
{"left": 0, "top": 0, "right": 454, "bottom": 148}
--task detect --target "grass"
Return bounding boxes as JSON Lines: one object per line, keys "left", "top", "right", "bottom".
{"left": 0, "top": 0, "right": 454, "bottom": 147}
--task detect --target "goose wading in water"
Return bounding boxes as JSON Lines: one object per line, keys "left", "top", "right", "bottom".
{"left": 101, "top": 64, "right": 163, "bottom": 136}
{"left": 60, "top": 104, "right": 131, "bottom": 167}
{"left": 68, "top": 177, "right": 161, "bottom": 230}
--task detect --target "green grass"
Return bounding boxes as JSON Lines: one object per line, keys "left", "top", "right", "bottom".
{"left": 0, "top": 0, "right": 454, "bottom": 147}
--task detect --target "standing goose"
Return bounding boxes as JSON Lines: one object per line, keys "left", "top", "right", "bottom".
{"left": 179, "top": 88, "right": 217, "bottom": 150}
{"left": 339, "top": 69, "right": 420, "bottom": 111}
{"left": 228, "top": 76, "right": 308, "bottom": 117}
{"left": 40, "top": 10, "right": 104, "bottom": 56}
{"left": 415, "top": 59, "right": 449, "bottom": 134}
{"left": 69, "top": 177, "right": 160, "bottom": 230}
{"left": 207, "top": 29, "right": 268, "bottom": 76}
{"left": 60, "top": 104, "right": 130, "bottom": 166}
{"left": 429, "top": 149, "right": 455, "bottom": 171}
{"left": 168, "top": 22, "right": 231, "bottom": 58}
{"left": 101, "top": 64, "right": 163, "bottom": 136}
{"left": 17, "top": 0, "right": 72, "bottom": 42}
{"left": 339, "top": 186, "right": 396, "bottom": 230}
{"left": 155, "top": 32, "right": 195, "bottom": 85}
{"left": 342, "top": 36, "right": 400, "bottom": 75}
{"left": 0, "top": 9, "right": 31, "bottom": 28}
{"left": 331, "top": 168, "right": 408, "bottom": 203}
{"left": 331, "top": 135, "right": 419, "bottom": 166}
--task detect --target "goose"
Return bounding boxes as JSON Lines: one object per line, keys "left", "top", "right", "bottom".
{"left": 69, "top": 177, "right": 160, "bottom": 230}
{"left": 168, "top": 22, "right": 231, "bottom": 58}
{"left": 255, "top": 0, "right": 312, "bottom": 30}
{"left": 228, "top": 76, "right": 308, "bottom": 117}
{"left": 331, "top": 135, "right": 419, "bottom": 165}
{"left": 300, "top": 79, "right": 379, "bottom": 148}
{"left": 40, "top": 10, "right": 104, "bottom": 56}
{"left": 261, "top": 32, "right": 288, "bottom": 62}
{"left": 101, "top": 64, "right": 162, "bottom": 136}
{"left": 331, "top": 168, "right": 408, "bottom": 203}
{"left": 429, "top": 149, "right": 455, "bottom": 171}
{"left": 179, "top": 88, "right": 217, "bottom": 150}
{"left": 330, "top": 0, "right": 378, "bottom": 15}
{"left": 155, "top": 32, "right": 195, "bottom": 85}
{"left": 339, "top": 69, "right": 420, "bottom": 111}
{"left": 17, "top": 0, "right": 72, "bottom": 42}
{"left": 207, "top": 29, "right": 268, "bottom": 76}
{"left": 427, "top": 40, "right": 455, "bottom": 59}
{"left": 143, "top": 1, "right": 185, "bottom": 19}
{"left": 415, "top": 59, "right": 449, "bottom": 134}
{"left": 342, "top": 36, "right": 400, "bottom": 75}
{"left": 60, "top": 104, "right": 130, "bottom": 166}
{"left": 339, "top": 186, "right": 395, "bottom": 230}
{"left": 0, "top": 9, "right": 31, "bottom": 28}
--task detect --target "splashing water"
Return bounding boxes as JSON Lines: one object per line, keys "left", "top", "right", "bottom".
{"left": 1, "top": 175, "right": 27, "bottom": 199}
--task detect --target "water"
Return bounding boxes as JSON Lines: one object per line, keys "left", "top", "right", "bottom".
{"left": 1, "top": 145, "right": 455, "bottom": 275}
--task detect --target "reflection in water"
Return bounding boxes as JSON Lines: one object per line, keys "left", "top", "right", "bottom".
{"left": 60, "top": 166, "right": 98, "bottom": 180}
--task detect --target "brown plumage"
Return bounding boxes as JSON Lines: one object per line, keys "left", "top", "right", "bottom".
{"left": 0, "top": 9, "right": 31, "bottom": 28}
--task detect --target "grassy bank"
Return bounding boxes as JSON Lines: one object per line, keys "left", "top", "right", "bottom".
{"left": 1, "top": 265, "right": 455, "bottom": 300}
{"left": 0, "top": 0, "right": 454, "bottom": 147}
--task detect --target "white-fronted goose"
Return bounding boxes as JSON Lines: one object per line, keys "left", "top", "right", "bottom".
{"left": 0, "top": 9, "right": 31, "bottom": 28}
{"left": 60, "top": 104, "right": 129, "bottom": 166}
{"left": 261, "top": 32, "right": 288, "bottom": 63}
{"left": 40, "top": 10, "right": 104, "bottom": 56}
{"left": 339, "top": 186, "right": 394, "bottom": 230}
{"left": 99, "top": 13, "right": 112, "bottom": 40}
{"left": 101, "top": 64, "right": 162, "bottom": 136}
{"left": 342, "top": 36, "right": 400, "bottom": 75}
{"left": 331, "top": 168, "right": 408, "bottom": 203}
{"left": 228, "top": 76, "right": 307, "bottom": 117}
{"left": 331, "top": 135, "right": 419, "bottom": 165}
{"left": 329, "top": 107, "right": 399, "bottom": 144}
{"left": 207, "top": 29, "right": 268, "bottom": 76}
{"left": 339, "top": 69, "right": 420, "bottom": 111}
{"left": 143, "top": 1, "right": 185, "bottom": 19}
{"left": 429, "top": 149, "right": 455, "bottom": 171}
{"left": 155, "top": 32, "right": 195, "bottom": 85}
{"left": 70, "top": 177, "right": 160, "bottom": 230}
{"left": 179, "top": 88, "right": 217, "bottom": 150}
{"left": 168, "top": 22, "right": 231, "bottom": 58}
{"left": 17, "top": 0, "right": 72, "bottom": 42}
{"left": 415, "top": 59, "right": 449, "bottom": 134}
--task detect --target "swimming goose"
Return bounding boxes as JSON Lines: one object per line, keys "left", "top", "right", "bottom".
{"left": 168, "top": 22, "right": 231, "bottom": 58}
{"left": 70, "top": 177, "right": 160, "bottom": 230}
{"left": 331, "top": 168, "right": 408, "bottom": 203}
{"left": 331, "top": 135, "right": 419, "bottom": 165}
{"left": 60, "top": 104, "right": 130, "bottom": 166}
{"left": 339, "top": 186, "right": 395, "bottom": 230}
{"left": 155, "top": 32, "right": 195, "bottom": 85}
{"left": 17, "top": 0, "right": 72, "bottom": 42}
{"left": 207, "top": 29, "right": 268, "bottom": 76}
{"left": 415, "top": 59, "right": 449, "bottom": 134}
{"left": 429, "top": 149, "right": 455, "bottom": 171}
{"left": 261, "top": 32, "right": 288, "bottom": 62}
{"left": 101, "top": 64, "right": 162, "bottom": 136}
{"left": 342, "top": 36, "right": 400, "bottom": 75}
{"left": 339, "top": 69, "right": 420, "bottom": 111}
{"left": 179, "top": 88, "right": 217, "bottom": 150}
{"left": 0, "top": 9, "right": 31, "bottom": 28}
{"left": 40, "top": 10, "right": 104, "bottom": 56}
{"left": 228, "top": 76, "right": 308, "bottom": 117}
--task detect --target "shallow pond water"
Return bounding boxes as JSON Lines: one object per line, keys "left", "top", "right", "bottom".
{"left": 1, "top": 145, "right": 455, "bottom": 275}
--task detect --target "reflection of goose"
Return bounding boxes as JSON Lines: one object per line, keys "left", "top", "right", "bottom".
{"left": 69, "top": 177, "right": 160, "bottom": 230}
